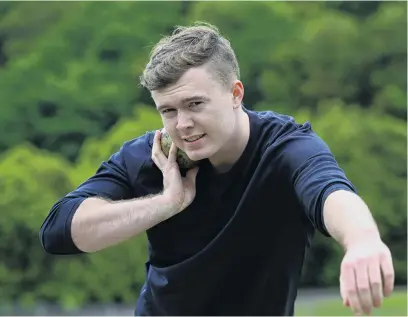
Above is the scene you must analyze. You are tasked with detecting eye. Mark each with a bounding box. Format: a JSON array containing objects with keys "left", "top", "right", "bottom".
[
  {"left": 161, "top": 108, "right": 175, "bottom": 114},
  {"left": 189, "top": 101, "right": 203, "bottom": 108}
]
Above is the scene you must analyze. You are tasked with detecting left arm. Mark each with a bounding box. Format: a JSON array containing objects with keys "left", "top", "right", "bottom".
[
  {"left": 323, "top": 189, "right": 380, "bottom": 250},
  {"left": 323, "top": 190, "right": 394, "bottom": 316},
  {"left": 274, "top": 123, "right": 394, "bottom": 316}
]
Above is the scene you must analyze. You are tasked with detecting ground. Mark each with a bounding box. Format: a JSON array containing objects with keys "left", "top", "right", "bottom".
[{"left": 295, "top": 289, "right": 407, "bottom": 316}]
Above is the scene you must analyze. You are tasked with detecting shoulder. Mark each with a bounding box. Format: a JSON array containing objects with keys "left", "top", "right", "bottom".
[
  {"left": 110, "top": 131, "right": 156, "bottom": 175},
  {"left": 248, "top": 108, "right": 319, "bottom": 149},
  {"left": 121, "top": 130, "right": 155, "bottom": 157},
  {"left": 248, "top": 109, "right": 333, "bottom": 168}
]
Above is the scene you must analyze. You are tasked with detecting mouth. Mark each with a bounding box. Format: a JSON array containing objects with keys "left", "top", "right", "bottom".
[{"left": 183, "top": 134, "right": 206, "bottom": 143}]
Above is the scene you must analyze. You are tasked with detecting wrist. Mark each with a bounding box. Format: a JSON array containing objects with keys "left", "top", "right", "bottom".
[
  {"left": 343, "top": 228, "right": 381, "bottom": 251},
  {"left": 156, "top": 193, "right": 181, "bottom": 218}
]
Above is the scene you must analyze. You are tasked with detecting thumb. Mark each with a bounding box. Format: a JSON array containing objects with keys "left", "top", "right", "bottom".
[{"left": 185, "top": 166, "right": 199, "bottom": 185}]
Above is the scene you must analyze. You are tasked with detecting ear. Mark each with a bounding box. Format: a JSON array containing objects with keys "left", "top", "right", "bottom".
[{"left": 231, "top": 80, "right": 244, "bottom": 108}]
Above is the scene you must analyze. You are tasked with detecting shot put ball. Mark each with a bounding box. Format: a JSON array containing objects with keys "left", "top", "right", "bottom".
[{"left": 160, "top": 130, "right": 197, "bottom": 169}]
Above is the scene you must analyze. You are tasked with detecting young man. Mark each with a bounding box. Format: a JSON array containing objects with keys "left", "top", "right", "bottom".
[{"left": 40, "top": 22, "right": 394, "bottom": 316}]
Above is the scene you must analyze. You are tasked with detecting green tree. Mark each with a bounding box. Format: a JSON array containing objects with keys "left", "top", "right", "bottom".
[
  {"left": 73, "top": 105, "right": 162, "bottom": 184},
  {"left": 0, "top": 143, "right": 74, "bottom": 306},
  {"left": 188, "top": 1, "right": 306, "bottom": 108},
  {"left": 0, "top": 1, "right": 183, "bottom": 160},
  {"left": 0, "top": 106, "right": 162, "bottom": 308}
]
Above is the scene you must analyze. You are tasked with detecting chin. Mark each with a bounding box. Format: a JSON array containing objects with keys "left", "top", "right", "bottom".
[
  {"left": 185, "top": 152, "right": 206, "bottom": 162},
  {"left": 185, "top": 148, "right": 214, "bottom": 161}
]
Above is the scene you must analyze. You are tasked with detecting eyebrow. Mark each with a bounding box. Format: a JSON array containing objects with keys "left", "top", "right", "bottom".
[{"left": 157, "top": 95, "right": 210, "bottom": 111}]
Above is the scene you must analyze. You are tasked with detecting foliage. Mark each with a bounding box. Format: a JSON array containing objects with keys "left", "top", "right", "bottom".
[{"left": 0, "top": 1, "right": 183, "bottom": 160}]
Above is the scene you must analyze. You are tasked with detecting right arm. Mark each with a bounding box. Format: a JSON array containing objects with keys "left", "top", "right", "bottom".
[
  {"left": 40, "top": 131, "right": 199, "bottom": 255},
  {"left": 70, "top": 194, "right": 179, "bottom": 253}
]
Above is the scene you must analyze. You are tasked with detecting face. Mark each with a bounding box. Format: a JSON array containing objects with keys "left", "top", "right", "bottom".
[{"left": 151, "top": 65, "right": 244, "bottom": 162}]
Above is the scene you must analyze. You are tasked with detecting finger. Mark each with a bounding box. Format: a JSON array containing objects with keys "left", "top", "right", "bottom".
[
  {"left": 355, "top": 261, "right": 373, "bottom": 315},
  {"left": 340, "top": 277, "right": 350, "bottom": 307},
  {"left": 167, "top": 141, "right": 179, "bottom": 165},
  {"left": 349, "top": 288, "right": 363, "bottom": 316},
  {"left": 341, "top": 262, "right": 363, "bottom": 315},
  {"left": 380, "top": 250, "right": 395, "bottom": 297},
  {"left": 151, "top": 130, "right": 167, "bottom": 169},
  {"left": 368, "top": 259, "right": 383, "bottom": 308}
]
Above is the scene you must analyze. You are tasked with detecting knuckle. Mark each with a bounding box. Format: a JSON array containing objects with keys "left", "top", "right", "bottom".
[
  {"left": 357, "top": 275, "right": 369, "bottom": 284},
  {"left": 358, "top": 286, "right": 370, "bottom": 293},
  {"left": 355, "top": 257, "right": 366, "bottom": 266},
  {"left": 344, "top": 257, "right": 369, "bottom": 269},
  {"left": 341, "top": 261, "right": 354, "bottom": 271},
  {"left": 380, "top": 248, "right": 391, "bottom": 260},
  {"left": 385, "top": 272, "right": 395, "bottom": 280}
]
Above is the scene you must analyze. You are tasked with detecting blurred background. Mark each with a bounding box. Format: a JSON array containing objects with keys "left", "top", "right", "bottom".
[{"left": 0, "top": 1, "right": 406, "bottom": 316}]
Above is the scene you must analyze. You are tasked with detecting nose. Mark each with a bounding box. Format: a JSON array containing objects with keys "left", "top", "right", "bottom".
[{"left": 176, "top": 111, "right": 194, "bottom": 131}]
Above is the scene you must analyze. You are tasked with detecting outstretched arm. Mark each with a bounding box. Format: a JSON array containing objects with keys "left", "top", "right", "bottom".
[
  {"left": 273, "top": 122, "right": 395, "bottom": 316},
  {"left": 323, "top": 190, "right": 394, "bottom": 316}
]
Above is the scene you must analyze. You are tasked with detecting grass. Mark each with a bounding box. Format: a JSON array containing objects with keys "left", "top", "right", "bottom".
[{"left": 295, "top": 291, "right": 407, "bottom": 316}]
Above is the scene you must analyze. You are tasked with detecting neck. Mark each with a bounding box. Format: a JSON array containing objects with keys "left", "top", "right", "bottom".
[{"left": 209, "top": 108, "right": 250, "bottom": 173}]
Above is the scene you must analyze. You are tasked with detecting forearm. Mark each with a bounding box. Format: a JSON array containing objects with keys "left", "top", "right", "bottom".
[
  {"left": 323, "top": 190, "right": 381, "bottom": 250},
  {"left": 71, "top": 194, "right": 177, "bottom": 253}
]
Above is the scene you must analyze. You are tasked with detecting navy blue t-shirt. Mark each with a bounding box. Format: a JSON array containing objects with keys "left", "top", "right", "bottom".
[{"left": 40, "top": 108, "right": 356, "bottom": 315}]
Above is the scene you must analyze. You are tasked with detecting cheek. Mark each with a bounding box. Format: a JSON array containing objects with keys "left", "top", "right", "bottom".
[
  {"left": 203, "top": 117, "right": 231, "bottom": 145},
  {"left": 162, "top": 116, "right": 175, "bottom": 129},
  {"left": 215, "top": 109, "right": 235, "bottom": 130},
  {"left": 162, "top": 120, "right": 179, "bottom": 140}
]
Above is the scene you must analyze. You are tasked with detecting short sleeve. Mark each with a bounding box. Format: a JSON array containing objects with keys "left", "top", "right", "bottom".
[{"left": 275, "top": 122, "right": 357, "bottom": 236}]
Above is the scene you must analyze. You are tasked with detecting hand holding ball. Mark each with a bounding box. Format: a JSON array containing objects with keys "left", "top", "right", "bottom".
[{"left": 160, "top": 130, "right": 197, "bottom": 170}]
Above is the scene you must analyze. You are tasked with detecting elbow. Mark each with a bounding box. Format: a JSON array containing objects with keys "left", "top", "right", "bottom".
[
  {"left": 39, "top": 199, "right": 84, "bottom": 255},
  {"left": 39, "top": 222, "right": 68, "bottom": 255},
  {"left": 39, "top": 224, "right": 59, "bottom": 254}
]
